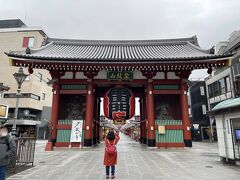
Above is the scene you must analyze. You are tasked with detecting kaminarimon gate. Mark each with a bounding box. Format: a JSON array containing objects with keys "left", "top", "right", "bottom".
[{"left": 7, "top": 36, "right": 231, "bottom": 150}]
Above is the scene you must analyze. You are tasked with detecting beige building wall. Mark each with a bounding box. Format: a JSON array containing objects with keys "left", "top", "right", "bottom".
[{"left": 0, "top": 29, "right": 52, "bottom": 113}]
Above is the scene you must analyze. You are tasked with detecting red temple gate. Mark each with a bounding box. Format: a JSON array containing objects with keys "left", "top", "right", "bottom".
[{"left": 6, "top": 36, "right": 231, "bottom": 150}]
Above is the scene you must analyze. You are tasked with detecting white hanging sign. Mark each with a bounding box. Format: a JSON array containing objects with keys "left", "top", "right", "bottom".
[{"left": 70, "top": 120, "right": 83, "bottom": 142}]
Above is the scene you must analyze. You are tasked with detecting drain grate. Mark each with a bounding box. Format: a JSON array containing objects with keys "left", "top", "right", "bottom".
[
  {"left": 38, "top": 161, "right": 46, "bottom": 164},
  {"left": 205, "top": 166, "right": 213, "bottom": 168}
]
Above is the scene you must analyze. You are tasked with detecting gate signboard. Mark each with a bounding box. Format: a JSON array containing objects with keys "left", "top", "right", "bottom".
[
  {"left": 107, "top": 71, "right": 133, "bottom": 81},
  {"left": 70, "top": 120, "right": 83, "bottom": 142},
  {"left": 104, "top": 87, "right": 135, "bottom": 120}
]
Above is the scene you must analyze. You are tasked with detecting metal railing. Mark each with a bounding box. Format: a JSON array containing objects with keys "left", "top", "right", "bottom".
[{"left": 9, "top": 137, "right": 36, "bottom": 172}]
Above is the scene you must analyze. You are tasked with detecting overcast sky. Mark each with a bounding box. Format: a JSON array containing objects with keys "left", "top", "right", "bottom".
[{"left": 0, "top": 0, "right": 240, "bottom": 79}]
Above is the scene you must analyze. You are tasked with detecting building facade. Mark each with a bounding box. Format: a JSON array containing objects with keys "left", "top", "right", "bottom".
[
  {"left": 189, "top": 81, "right": 210, "bottom": 141},
  {"left": 6, "top": 36, "right": 231, "bottom": 150},
  {"left": 0, "top": 19, "right": 52, "bottom": 138},
  {"left": 209, "top": 30, "right": 240, "bottom": 165}
]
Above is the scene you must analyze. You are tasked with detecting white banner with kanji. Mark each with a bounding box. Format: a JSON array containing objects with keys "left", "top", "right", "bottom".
[{"left": 70, "top": 120, "right": 83, "bottom": 142}]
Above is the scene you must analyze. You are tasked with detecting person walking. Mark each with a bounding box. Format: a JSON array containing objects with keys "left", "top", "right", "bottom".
[
  {"left": 103, "top": 129, "right": 120, "bottom": 179},
  {"left": 0, "top": 122, "right": 16, "bottom": 180}
]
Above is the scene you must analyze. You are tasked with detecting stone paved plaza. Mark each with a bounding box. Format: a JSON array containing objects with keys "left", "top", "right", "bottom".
[{"left": 7, "top": 133, "right": 240, "bottom": 180}]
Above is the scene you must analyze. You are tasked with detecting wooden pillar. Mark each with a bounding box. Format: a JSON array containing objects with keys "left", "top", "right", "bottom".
[
  {"left": 139, "top": 98, "right": 143, "bottom": 143},
  {"left": 146, "top": 79, "right": 156, "bottom": 147},
  {"left": 45, "top": 82, "right": 59, "bottom": 151},
  {"left": 142, "top": 71, "right": 156, "bottom": 147},
  {"left": 93, "top": 96, "right": 100, "bottom": 145},
  {"left": 83, "top": 71, "right": 98, "bottom": 147},
  {"left": 140, "top": 98, "right": 146, "bottom": 144},
  {"left": 180, "top": 79, "right": 192, "bottom": 147},
  {"left": 142, "top": 97, "right": 147, "bottom": 144},
  {"left": 84, "top": 79, "right": 94, "bottom": 146},
  {"left": 97, "top": 98, "right": 101, "bottom": 143}
]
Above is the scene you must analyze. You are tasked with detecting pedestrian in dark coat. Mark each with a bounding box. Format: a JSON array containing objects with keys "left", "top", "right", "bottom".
[
  {"left": 103, "top": 129, "right": 120, "bottom": 179},
  {"left": 0, "top": 123, "right": 16, "bottom": 180}
]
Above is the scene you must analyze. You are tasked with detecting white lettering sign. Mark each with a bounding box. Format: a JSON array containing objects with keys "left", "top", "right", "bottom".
[
  {"left": 70, "top": 120, "right": 83, "bottom": 142},
  {"left": 200, "top": 86, "right": 205, "bottom": 96},
  {"left": 202, "top": 104, "right": 207, "bottom": 115}
]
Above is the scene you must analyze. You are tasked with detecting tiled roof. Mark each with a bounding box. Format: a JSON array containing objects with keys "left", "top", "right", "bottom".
[{"left": 7, "top": 36, "right": 231, "bottom": 63}]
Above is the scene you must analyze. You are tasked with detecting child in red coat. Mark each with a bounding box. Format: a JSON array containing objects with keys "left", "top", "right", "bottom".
[{"left": 103, "top": 130, "right": 120, "bottom": 179}]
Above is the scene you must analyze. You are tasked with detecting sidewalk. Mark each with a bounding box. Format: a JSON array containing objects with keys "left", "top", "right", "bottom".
[{"left": 7, "top": 133, "right": 240, "bottom": 180}]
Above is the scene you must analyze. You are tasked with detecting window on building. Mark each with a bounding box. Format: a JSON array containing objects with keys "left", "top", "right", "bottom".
[
  {"left": 233, "top": 62, "right": 240, "bottom": 76},
  {"left": 25, "top": 75, "right": 30, "bottom": 81},
  {"left": 208, "top": 84, "right": 213, "bottom": 98},
  {"left": 42, "top": 93, "right": 45, "bottom": 100},
  {"left": 213, "top": 81, "right": 220, "bottom": 97},
  {"left": 200, "top": 86, "right": 205, "bottom": 96},
  {"left": 208, "top": 77, "right": 230, "bottom": 98},
  {"left": 22, "top": 37, "right": 35, "bottom": 48},
  {"left": 4, "top": 93, "right": 40, "bottom": 101},
  {"left": 219, "top": 78, "right": 226, "bottom": 94},
  {"left": 235, "top": 78, "right": 240, "bottom": 97},
  {"left": 21, "top": 93, "right": 31, "bottom": 98},
  {"left": 225, "top": 76, "right": 231, "bottom": 92},
  {"left": 30, "top": 94, "right": 40, "bottom": 101},
  {"left": 3, "top": 93, "right": 16, "bottom": 98},
  {"left": 38, "top": 73, "right": 42, "bottom": 82}
]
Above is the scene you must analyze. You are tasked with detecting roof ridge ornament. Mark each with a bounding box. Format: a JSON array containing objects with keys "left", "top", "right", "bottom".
[
  {"left": 209, "top": 46, "right": 215, "bottom": 54},
  {"left": 192, "top": 35, "right": 199, "bottom": 46},
  {"left": 26, "top": 47, "right": 31, "bottom": 54}
]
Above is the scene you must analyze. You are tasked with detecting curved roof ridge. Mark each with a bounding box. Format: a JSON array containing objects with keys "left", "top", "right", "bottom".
[
  {"left": 46, "top": 36, "right": 198, "bottom": 46},
  {"left": 29, "top": 41, "right": 54, "bottom": 53},
  {"left": 6, "top": 41, "right": 54, "bottom": 55},
  {"left": 186, "top": 41, "right": 211, "bottom": 54}
]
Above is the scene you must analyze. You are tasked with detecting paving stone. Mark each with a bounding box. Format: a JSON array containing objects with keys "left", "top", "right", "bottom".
[{"left": 7, "top": 133, "right": 240, "bottom": 180}]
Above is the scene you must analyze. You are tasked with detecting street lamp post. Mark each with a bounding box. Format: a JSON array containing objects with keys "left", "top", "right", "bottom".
[{"left": 12, "top": 67, "right": 28, "bottom": 137}]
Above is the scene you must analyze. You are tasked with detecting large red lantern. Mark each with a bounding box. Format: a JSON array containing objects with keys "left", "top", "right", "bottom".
[{"left": 104, "top": 87, "right": 135, "bottom": 120}]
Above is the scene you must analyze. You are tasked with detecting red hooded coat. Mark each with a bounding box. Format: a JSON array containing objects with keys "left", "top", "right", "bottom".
[{"left": 103, "top": 133, "right": 120, "bottom": 166}]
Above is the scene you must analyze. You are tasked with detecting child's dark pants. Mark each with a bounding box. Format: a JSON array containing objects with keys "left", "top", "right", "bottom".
[{"left": 106, "top": 166, "right": 115, "bottom": 176}]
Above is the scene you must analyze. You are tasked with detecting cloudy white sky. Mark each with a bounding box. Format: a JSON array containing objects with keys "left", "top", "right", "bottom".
[{"left": 0, "top": 0, "right": 240, "bottom": 79}]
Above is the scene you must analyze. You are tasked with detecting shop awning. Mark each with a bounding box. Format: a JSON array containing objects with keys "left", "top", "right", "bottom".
[{"left": 211, "top": 97, "right": 240, "bottom": 113}]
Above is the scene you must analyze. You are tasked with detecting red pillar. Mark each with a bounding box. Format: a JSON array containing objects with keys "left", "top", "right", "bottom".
[
  {"left": 140, "top": 98, "right": 143, "bottom": 143},
  {"left": 146, "top": 80, "right": 156, "bottom": 147},
  {"left": 140, "top": 98, "right": 146, "bottom": 144},
  {"left": 97, "top": 98, "right": 101, "bottom": 143},
  {"left": 93, "top": 96, "right": 98, "bottom": 145},
  {"left": 180, "top": 80, "right": 192, "bottom": 147},
  {"left": 143, "top": 96, "right": 147, "bottom": 144},
  {"left": 45, "top": 82, "right": 59, "bottom": 151},
  {"left": 84, "top": 79, "right": 94, "bottom": 146}
]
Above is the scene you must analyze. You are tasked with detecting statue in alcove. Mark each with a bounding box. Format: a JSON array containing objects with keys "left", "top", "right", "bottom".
[
  {"left": 66, "top": 99, "right": 85, "bottom": 120},
  {"left": 155, "top": 103, "right": 174, "bottom": 120}
]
